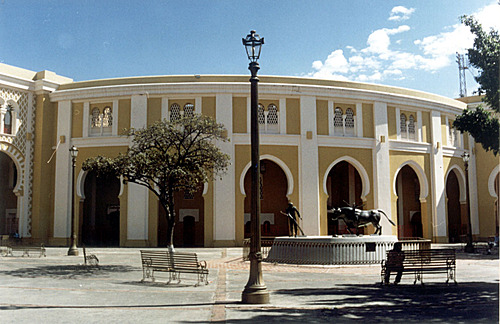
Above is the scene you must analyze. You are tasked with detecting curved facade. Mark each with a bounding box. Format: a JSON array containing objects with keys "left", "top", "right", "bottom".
[{"left": 0, "top": 63, "right": 498, "bottom": 246}]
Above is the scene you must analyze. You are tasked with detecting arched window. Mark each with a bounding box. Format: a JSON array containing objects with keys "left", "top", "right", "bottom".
[
  {"left": 345, "top": 108, "right": 355, "bottom": 136},
  {"left": 334, "top": 107, "right": 343, "bottom": 136},
  {"left": 3, "top": 105, "right": 13, "bottom": 134},
  {"left": 184, "top": 103, "right": 194, "bottom": 118},
  {"left": 102, "top": 106, "right": 112, "bottom": 128},
  {"left": 400, "top": 113, "right": 407, "bottom": 139},
  {"left": 170, "top": 103, "right": 181, "bottom": 121},
  {"left": 408, "top": 114, "right": 416, "bottom": 140}
]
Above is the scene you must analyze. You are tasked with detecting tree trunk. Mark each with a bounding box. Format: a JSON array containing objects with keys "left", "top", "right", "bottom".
[{"left": 166, "top": 215, "right": 175, "bottom": 252}]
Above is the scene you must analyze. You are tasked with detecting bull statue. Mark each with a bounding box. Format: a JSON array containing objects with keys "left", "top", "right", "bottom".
[{"left": 329, "top": 206, "right": 395, "bottom": 235}]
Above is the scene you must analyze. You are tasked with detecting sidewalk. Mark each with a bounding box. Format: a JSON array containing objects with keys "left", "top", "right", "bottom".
[{"left": 0, "top": 246, "right": 498, "bottom": 323}]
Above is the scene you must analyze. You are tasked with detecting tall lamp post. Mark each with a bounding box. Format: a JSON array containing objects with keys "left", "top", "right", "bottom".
[
  {"left": 462, "top": 152, "right": 474, "bottom": 253},
  {"left": 67, "top": 145, "right": 79, "bottom": 256},
  {"left": 241, "top": 30, "right": 269, "bottom": 304}
]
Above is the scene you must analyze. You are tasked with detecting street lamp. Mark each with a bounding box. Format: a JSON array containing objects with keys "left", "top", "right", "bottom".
[
  {"left": 67, "top": 145, "right": 79, "bottom": 256},
  {"left": 462, "top": 152, "right": 474, "bottom": 253},
  {"left": 241, "top": 30, "right": 269, "bottom": 304}
]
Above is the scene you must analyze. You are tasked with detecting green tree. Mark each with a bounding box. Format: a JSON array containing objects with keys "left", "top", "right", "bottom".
[
  {"left": 82, "top": 114, "right": 230, "bottom": 250},
  {"left": 453, "top": 15, "right": 499, "bottom": 155}
]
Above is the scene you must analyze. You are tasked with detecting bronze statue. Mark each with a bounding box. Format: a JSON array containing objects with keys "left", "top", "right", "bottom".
[
  {"left": 280, "top": 202, "right": 304, "bottom": 237},
  {"left": 329, "top": 206, "right": 395, "bottom": 235}
]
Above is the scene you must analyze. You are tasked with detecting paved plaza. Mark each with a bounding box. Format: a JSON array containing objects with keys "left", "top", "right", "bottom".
[{"left": 0, "top": 245, "right": 498, "bottom": 323}]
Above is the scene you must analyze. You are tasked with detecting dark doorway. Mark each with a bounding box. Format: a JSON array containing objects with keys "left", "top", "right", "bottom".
[
  {"left": 395, "top": 165, "right": 422, "bottom": 238},
  {"left": 446, "top": 170, "right": 462, "bottom": 243},
  {"left": 82, "top": 171, "right": 120, "bottom": 246}
]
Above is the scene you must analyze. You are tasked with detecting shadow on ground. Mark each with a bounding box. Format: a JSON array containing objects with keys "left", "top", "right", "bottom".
[
  {"left": 185, "top": 282, "right": 499, "bottom": 324},
  {"left": 2, "top": 264, "right": 136, "bottom": 279}
]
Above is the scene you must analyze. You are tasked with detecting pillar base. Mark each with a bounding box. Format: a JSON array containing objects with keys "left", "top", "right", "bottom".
[{"left": 241, "top": 285, "right": 270, "bottom": 304}]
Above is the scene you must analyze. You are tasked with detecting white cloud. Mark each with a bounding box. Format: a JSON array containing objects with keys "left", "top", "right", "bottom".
[
  {"left": 388, "top": 6, "right": 415, "bottom": 21},
  {"left": 309, "top": 2, "right": 499, "bottom": 84}
]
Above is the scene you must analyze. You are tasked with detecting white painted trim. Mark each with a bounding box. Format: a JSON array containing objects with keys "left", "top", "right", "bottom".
[
  {"left": 356, "top": 102, "right": 363, "bottom": 138},
  {"left": 232, "top": 133, "right": 300, "bottom": 146},
  {"left": 322, "top": 156, "right": 371, "bottom": 202},
  {"left": 195, "top": 97, "right": 202, "bottom": 115},
  {"left": 488, "top": 165, "right": 500, "bottom": 198},
  {"left": 112, "top": 100, "right": 118, "bottom": 135},
  {"left": 279, "top": 98, "right": 286, "bottom": 134},
  {"left": 395, "top": 107, "right": 401, "bottom": 140},
  {"left": 72, "top": 137, "right": 129, "bottom": 147},
  {"left": 161, "top": 97, "right": 168, "bottom": 120},
  {"left": 328, "top": 100, "right": 334, "bottom": 136},
  {"left": 82, "top": 102, "right": 90, "bottom": 137},
  {"left": 389, "top": 140, "right": 432, "bottom": 154},
  {"left": 417, "top": 111, "right": 422, "bottom": 142},
  {"left": 179, "top": 209, "right": 200, "bottom": 222},
  {"left": 239, "top": 154, "right": 294, "bottom": 197}
]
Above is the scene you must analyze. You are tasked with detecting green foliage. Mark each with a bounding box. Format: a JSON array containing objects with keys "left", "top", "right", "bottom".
[
  {"left": 82, "top": 114, "right": 231, "bottom": 247},
  {"left": 453, "top": 15, "right": 499, "bottom": 156},
  {"left": 453, "top": 106, "right": 499, "bottom": 156},
  {"left": 461, "top": 15, "right": 500, "bottom": 112}
]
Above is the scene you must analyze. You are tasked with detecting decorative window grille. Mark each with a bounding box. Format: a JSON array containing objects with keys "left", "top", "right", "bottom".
[
  {"left": 266, "top": 104, "right": 279, "bottom": 133},
  {"left": 408, "top": 114, "right": 416, "bottom": 140},
  {"left": 3, "top": 105, "right": 12, "bottom": 134},
  {"left": 259, "top": 174, "right": 264, "bottom": 200},
  {"left": 334, "top": 107, "right": 343, "bottom": 136},
  {"left": 91, "top": 108, "right": 101, "bottom": 128},
  {"left": 184, "top": 103, "right": 194, "bottom": 118},
  {"left": 345, "top": 108, "right": 355, "bottom": 136},
  {"left": 102, "top": 107, "right": 112, "bottom": 128},
  {"left": 400, "top": 113, "right": 407, "bottom": 139},
  {"left": 170, "top": 103, "right": 181, "bottom": 121},
  {"left": 258, "top": 104, "right": 265, "bottom": 125}
]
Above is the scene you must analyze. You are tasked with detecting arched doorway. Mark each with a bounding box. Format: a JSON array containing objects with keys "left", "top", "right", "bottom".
[
  {"left": 446, "top": 170, "right": 462, "bottom": 243},
  {"left": 395, "top": 165, "right": 422, "bottom": 238},
  {"left": 0, "top": 152, "right": 18, "bottom": 236},
  {"left": 325, "top": 161, "right": 363, "bottom": 235},
  {"left": 158, "top": 186, "right": 205, "bottom": 247},
  {"left": 82, "top": 171, "right": 120, "bottom": 246},
  {"left": 244, "top": 159, "right": 288, "bottom": 237}
]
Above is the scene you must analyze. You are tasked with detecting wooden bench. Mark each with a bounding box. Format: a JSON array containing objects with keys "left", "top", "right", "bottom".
[
  {"left": 7, "top": 244, "right": 46, "bottom": 258},
  {"left": 140, "top": 250, "right": 209, "bottom": 286},
  {"left": 381, "top": 249, "right": 457, "bottom": 285}
]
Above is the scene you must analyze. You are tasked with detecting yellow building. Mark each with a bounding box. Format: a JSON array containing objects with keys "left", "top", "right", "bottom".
[{"left": 0, "top": 63, "right": 498, "bottom": 247}]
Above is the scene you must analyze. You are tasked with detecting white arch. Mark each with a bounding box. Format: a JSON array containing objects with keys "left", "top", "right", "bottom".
[
  {"left": 0, "top": 144, "right": 24, "bottom": 194},
  {"left": 445, "top": 165, "right": 467, "bottom": 202},
  {"left": 392, "top": 160, "right": 429, "bottom": 200},
  {"left": 322, "top": 156, "right": 370, "bottom": 202},
  {"left": 488, "top": 164, "right": 500, "bottom": 198},
  {"left": 239, "top": 154, "right": 294, "bottom": 196}
]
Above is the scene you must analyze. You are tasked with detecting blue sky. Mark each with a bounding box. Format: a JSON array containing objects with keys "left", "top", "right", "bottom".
[{"left": 0, "top": 0, "right": 498, "bottom": 98}]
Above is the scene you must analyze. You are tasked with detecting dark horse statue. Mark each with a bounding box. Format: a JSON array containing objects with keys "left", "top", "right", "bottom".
[{"left": 329, "top": 206, "right": 395, "bottom": 235}]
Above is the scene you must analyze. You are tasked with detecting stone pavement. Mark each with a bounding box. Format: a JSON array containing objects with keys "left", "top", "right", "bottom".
[{"left": 0, "top": 245, "right": 498, "bottom": 323}]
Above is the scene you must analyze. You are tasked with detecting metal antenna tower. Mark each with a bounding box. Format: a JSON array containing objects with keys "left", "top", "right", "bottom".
[{"left": 456, "top": 52, "right": 468, "bottom": 97}]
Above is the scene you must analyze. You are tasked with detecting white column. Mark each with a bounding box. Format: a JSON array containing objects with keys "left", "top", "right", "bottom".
[
  {"left": 356, "top": 103, "right": 363, "bottom": 138},
  {"left": 468, "top": 135, "right": 479, "bottom": 235},
  {"left": 299, "top": 96, "right": 320, "bottom": 235},
  {"left": 195, "top": 97, "right": 202, "bottom": 115},
  {"left": 112, "top": 100, "right": 118, "bottom": 135},
  {"left": 328, "top": 101, "right": 334, "bottom": 136},
  {"left": 372, "top": 101, "right": 393, "bottom": 234},
  {"left": 430, "top": 110, "right": 447, "bottom": 238},
  {"left": 161, "top": 97, "right": 169, "bottom": 120},
  {"left": 82, "top": 102, "right": 89, "bottom": 137},
  {"left": 214, "top": 93, "right": 235, "bottom": 242},
  {"left": 395, "top": 107, "right": 401, "bottom": 140},
  {"left": 417, "top": 111, "right": 423, "bottom": 142},
  {"left": 53, "top": 100, "right": 72, "bottom": 238},
  {"left": 279, "top": 98, "right": 286, "bottom": 134},
  {"left": 127, "top": 94, "right": 149, "bottom": 241}
]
